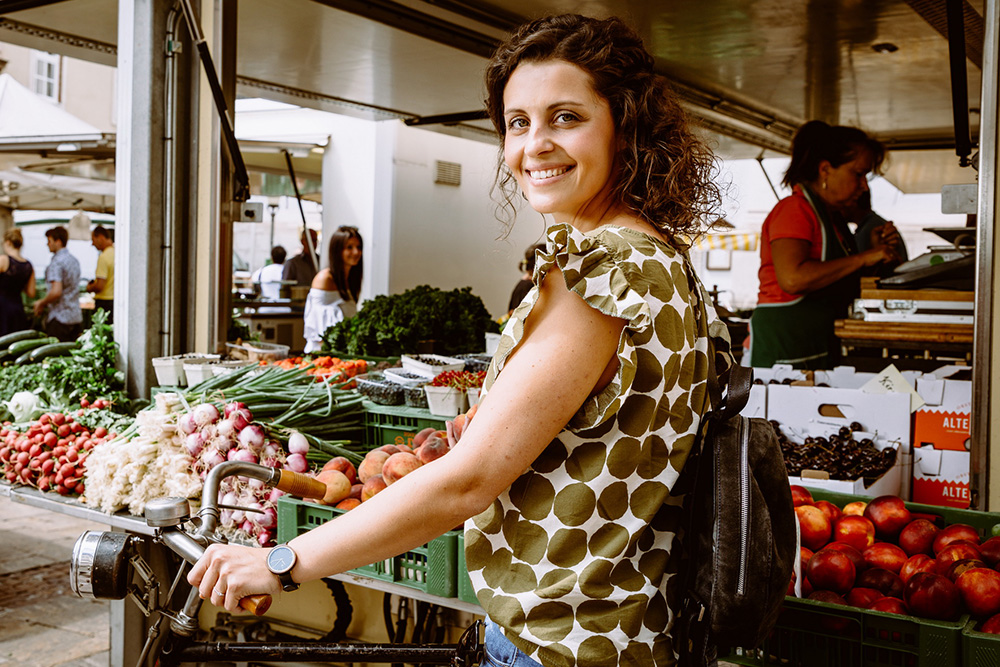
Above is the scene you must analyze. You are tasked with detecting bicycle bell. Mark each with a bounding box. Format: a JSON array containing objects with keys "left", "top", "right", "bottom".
[
  {"left": 144, "top": 497, "right": 191, "bottom": 527},
  {"left": 70, "top": 530, "right": 134, "bottom": 600}
]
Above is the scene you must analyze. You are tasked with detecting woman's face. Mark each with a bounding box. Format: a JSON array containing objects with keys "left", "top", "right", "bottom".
[
  {"left": 819, "top": 151, "right": 874, "bottom": 210},
  {"left": 502, "top": 59, "right": 619, "bottom": 229},
  {"left": 342, "top": 237, "right": 362, "bottom": 269}
]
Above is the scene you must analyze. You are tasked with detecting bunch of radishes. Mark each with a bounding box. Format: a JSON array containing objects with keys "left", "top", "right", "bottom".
[
  {"left": 0, "top": 411, "right": 114, "bottom": 495},
  {"left": 177, "top": 401, "right": 311, "bottom": 547}
]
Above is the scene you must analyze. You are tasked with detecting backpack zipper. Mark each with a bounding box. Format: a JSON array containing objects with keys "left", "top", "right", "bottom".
[{"left": 737, "top": 416, "right": 750, "bottom": 596}]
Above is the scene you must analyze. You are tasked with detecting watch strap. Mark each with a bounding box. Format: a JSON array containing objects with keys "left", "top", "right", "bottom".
[{"left": 277, "top": 570, "right": 299, "bottom": 592}]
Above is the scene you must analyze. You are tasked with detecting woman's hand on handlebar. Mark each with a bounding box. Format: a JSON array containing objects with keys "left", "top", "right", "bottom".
[{"left": 188, "top": 543, "right": 281, "bottom": 613}]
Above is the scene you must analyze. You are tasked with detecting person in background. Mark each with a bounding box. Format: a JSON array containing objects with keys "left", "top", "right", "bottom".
[
  {"left": 191, "top": 14, "right": 729, "bottom": 667},
  {"left": 749, "top": 120, "right": 901, "bottom": 370},
  {"left": 0, "top": 228, "right": 37, "bottom": 337},
  {"left": 86, "top": 226, "right": 115, "bottom": 323},
  {"left": 507, "top": 242, "right": 545, "bottom": 316},
  {"left": 281, "top": 228, "right": 320, "bottom": 288},
  {"left": 33, "top": 226, "right": 82, "bottom": 342},
  {"left": 252, "top": 245, "right": 287, "bottom": 300},
  {"left": 850, "top": 190, "right": 908, "bottom": 278},
  {"left": 302, "top": 226, "right": 362, "bottom": 353}
]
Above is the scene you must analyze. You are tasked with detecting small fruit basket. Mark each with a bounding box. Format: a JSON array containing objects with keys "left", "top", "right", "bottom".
[
  {"left": 356, "top": 372, "right": 405, "bottom": 406},
  {"left": 400, "top": 354, "right": 465, "bottom": 377}
]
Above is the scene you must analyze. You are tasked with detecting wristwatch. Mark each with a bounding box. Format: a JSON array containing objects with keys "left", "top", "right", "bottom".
[{"left": 266, "top": 544, "right": 300, "bottom": 592}]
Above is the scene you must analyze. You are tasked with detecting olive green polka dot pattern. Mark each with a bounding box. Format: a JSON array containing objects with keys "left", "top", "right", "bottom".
[{"left": 466, "top": 224, "right": 730, "bottom": 667}]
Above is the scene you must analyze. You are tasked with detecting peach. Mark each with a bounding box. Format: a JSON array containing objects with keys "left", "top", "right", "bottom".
[
  {"left": 382, "top": 452, "right": 422, "bottom": 484},
  {"left": 321, "top": 456, "right": 358, "bottom": 485},
  {"left": 335, "top": 497, "right": 362, "bottom": 511},
  {"left": 395, "top": 444, "right": 413, "bottom": 454},
  {"left": 358, "top": 450, "right": 391, "bottom": 482},
  {"left": 348, "top": 483, "right": 363, "bottom": 499},
  {"left": 412, "top": 427, "right": 438, "bottom": 448},
  {"left": 377, "top": 444, "right": 402, "bottom": 455},
  {"left": 416, "top": 436, "right": 449, "bottom": 464},
  {"left": 316, "top": 469, "right": 352, "bottom": 505},
  {"left": 361, "top": 474, "right": 387, "bottom": 501}
]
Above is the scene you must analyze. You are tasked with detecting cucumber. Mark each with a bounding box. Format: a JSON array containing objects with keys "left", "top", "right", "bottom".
[
  {"left": 7, "top": 336, "right": 58, "bottom": 356},
  {"left": 0, "top": 329, "right": 44, "bottom": 350},
  {"left": 28, "top": 341, "right": 80, "bottom": 362}
]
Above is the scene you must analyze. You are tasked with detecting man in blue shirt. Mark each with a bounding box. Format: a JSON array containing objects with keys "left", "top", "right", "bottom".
[{"left": 32, "top": 226, "right": 83, "bottom": 342}]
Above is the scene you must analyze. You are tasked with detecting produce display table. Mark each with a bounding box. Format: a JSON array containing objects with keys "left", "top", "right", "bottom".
[{"left": 1, "top": 480, "right": 482, "bottom": 666}]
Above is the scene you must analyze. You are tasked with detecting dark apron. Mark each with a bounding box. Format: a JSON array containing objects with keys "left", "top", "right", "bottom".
[{"left": 749, "top": 186, "right": 859, "bottom": 370}]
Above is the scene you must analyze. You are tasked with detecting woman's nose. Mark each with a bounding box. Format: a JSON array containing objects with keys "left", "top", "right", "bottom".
[{"left": 525, "top": 125, "right": 554, "bottom": 155}]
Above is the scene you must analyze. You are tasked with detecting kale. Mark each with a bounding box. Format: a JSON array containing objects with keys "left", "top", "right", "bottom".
[{"left": 322, "top": 285, "right": 500, "bottom": 357}]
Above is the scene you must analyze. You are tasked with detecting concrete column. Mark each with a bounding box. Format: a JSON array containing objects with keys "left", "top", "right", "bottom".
[{"left": 114, "top": 0, "right": 168, "bottom": 399}]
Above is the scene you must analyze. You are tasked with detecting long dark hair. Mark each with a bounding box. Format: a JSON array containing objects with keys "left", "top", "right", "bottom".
[
  {"left": 782, "top": 120, "right": 886, "bottom": 188},
  {"left": 484, "top": 14, "right": 721, "bottom": 239},
  {"left": 328, "top": 226, "right": 363, "bottom": 302}
]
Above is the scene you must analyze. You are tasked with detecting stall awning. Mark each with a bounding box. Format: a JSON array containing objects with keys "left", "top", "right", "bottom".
[{"left": 692, "top": 232, "right": 760, "bottom": 252}]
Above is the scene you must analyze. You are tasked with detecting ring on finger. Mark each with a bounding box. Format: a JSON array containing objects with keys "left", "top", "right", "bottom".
[{"left": 214, "top": 587, "right": 225, "bottom": 597}]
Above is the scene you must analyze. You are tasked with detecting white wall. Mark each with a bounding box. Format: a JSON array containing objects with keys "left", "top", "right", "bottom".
[{"left": 385, "top": 122, "right": 545, "bottom": 319}]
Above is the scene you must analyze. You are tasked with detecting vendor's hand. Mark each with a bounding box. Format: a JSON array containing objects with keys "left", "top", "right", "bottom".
[
  {"left": 871, "top": 222, "right": 902, "bottom": 250},
  {"left": 860, "top": 246, "right": 901, "bottom": 268},
  {"left": 188, "top": 543, "right": 280, "bottom": 613},
  {"left": 32, "top": 301, "right": 45, "bottom": 317}
]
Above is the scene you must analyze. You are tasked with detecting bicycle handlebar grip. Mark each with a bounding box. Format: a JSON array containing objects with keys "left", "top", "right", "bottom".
[
  {"left": 275, "top": 469, "right": 328, "bottom": 500},
  {"left": 240, "top": 593, "right": 272, "bottom": 616}
]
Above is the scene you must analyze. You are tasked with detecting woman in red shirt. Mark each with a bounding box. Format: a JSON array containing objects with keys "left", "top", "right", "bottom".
[{"left": 749, "top": 121, "right": 901, "bottom": 369}]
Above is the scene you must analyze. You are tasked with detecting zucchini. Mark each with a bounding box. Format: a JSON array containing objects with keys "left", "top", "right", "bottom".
[
  {"left": 7, "top": 336, "right": 58, "bottom": 356},
  {"left": 28, "top": 341, "right": 80, "bottom": 362},
  {"left": 0, "top": 329, "right": 45, "bottom": 350}
]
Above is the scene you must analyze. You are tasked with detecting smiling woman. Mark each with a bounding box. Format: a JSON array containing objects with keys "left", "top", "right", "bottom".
[{"left": 188, "top": 14, "right": 731, "bottom": 667}]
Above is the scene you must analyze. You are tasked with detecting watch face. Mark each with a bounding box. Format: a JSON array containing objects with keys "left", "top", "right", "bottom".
[{"left": 267, "top": 545, "right": 295, "bottom": 573}]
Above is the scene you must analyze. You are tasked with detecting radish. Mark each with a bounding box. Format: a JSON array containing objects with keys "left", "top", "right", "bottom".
[
  {"left": 257, "top": 530, "right": 274, "bottom": 547},
  {"left": 258, "top": 507, "right": 277, "bottom": 530},
  {"left": 185, "top": 433, "right": 205, "bottom": 457},
  {"left": 268, "top": 488, "right": 285, "bottom": 503},
  {"left": 193, "top": 403, "right": 220, "bottom": 427},
  {"left": 285, "top": 452, "right": 308, "bottom": 473},
  {"left": 224, "top": 402, "right": 248, "bottom": 419},
  {"left": 227, "top": 448, "right": 258, "bottom": 464},
  {"left": 287, "top": 431, "right": 309, "bottom": 455},
  {"left": 216, "top": 418, "right": 236, "bottom": 439},
  {"left": 178, "top": 412, "right": 197, "bottom": 435},
  {"left": 238, "top": 425, "right": 266, "bottom": 453}
]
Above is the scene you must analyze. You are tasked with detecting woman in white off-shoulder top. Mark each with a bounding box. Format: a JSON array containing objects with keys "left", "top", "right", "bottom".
[{"left": 303, "top": 226, "right": 362, "bottom": 353}]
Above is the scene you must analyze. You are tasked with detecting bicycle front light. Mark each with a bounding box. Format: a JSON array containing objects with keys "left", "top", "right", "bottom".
[{"left": 70, "top": 530, "right": 135, "bottom": 600}]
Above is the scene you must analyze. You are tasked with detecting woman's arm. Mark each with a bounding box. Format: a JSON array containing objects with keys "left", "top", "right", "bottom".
[
  {"left": 0, "top": 256, "right": 7, "bottom": 273},
  {"left": 25, "top": 270, "right": 36, "bottom": 299},
  {"left": 189, "top": 265, "right": 627, "bottom": 610},
  {"left": 771, "top": 238, "right": 898, "bottom": 295},
  {"left": 311, "top": 268, "right": 335, "bottom": 291}
]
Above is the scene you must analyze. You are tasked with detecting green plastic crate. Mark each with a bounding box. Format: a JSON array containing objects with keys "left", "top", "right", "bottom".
[
  {"left": 963, "top": 619, "right": 1000, "bottom": 667},
  {"left": 456, "top": 532, "right": 480, "bottom": 606},
  {"left": 363, "top": 400, "right": 446, "bottom": 450},
  {"left": 276, "top": 495, "right": 458, "bottom": 597},
  {"left": 726, "top": 597, "right": 967, "bottom": 667}
]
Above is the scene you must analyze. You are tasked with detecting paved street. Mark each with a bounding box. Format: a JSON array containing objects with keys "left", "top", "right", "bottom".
[{"left": 0, "top": 493, "right": 110, "bottom": 667}]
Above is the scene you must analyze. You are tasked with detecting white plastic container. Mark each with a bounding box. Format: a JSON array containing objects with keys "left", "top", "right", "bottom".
[
  {"left": 152, "top": 356, "right": 184, "bottom": 387},
  {"left": 183, "top": 362, "right": 216, "bottom": 387},
  {"left": 210, "top": 360, "right": 255, "bottom": 377},
  {"left": 383, "top": 368, "right": 430, "bottom": 387},
  {"left": 401, "top": 354, "right": 465, "bottom": 378},
  {"left": 485, "top": 333, "right": 501, "bottom": 356},
  {"left": 424, "top": 385, "right": 467, "bottom": 417},
  {"left": 467, "top": 387, "right": 481, "bottom": 407}
]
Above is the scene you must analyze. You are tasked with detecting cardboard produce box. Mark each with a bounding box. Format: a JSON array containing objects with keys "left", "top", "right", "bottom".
[
  {"left": 913, "top": 371, "right": 971, "bottom": 508},
  {"left": 767, "top": 384, "right": 912, "bottom": 498}
]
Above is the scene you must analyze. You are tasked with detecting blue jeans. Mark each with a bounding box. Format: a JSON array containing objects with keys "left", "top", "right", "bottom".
[{"left": 483, "top": 620, "right": 545, "bottom": 667}]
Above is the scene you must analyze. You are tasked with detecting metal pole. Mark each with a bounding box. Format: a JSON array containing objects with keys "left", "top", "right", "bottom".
[{"left": 972, "top": 0, "right": 999, "bottom": 510}]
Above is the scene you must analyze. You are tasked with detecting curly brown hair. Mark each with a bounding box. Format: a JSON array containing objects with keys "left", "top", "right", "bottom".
[{"left": 485, "top": 14, "right": 721, "bottom": 239}]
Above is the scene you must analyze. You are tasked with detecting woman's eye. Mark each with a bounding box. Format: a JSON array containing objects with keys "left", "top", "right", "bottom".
[
  {"left": 507, "top": 117, "right": 528, "bottom": 130},
  {"left": 555, "top": 112, "right": 579, "bottom": 123}
]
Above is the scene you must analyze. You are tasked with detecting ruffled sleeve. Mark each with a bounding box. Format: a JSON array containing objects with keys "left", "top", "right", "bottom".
[{"left": 485, "top": 223, "right": 653, "bottom": 432}]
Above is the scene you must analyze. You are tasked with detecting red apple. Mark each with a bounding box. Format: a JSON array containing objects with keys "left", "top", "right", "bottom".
[
  {"left": 933, "top": 524, "right": 981, "bottom": 555},
  {"left": 869, "top": 597, "right": 908, "bottom": 615},
  {"left": 904, "top": 572, "right": 962, "bottom": 621},
  {"left": 899, "top": 554, "right": 938, "bottom": 584},
  {"left": 898, "top": 519, "right": 941, "bottom": 557},
  {"left": 864, "top": 495, "right": 912, "bottom": 542},
  {"left": 814, "top": 500, "right": 842, "bottom": 525},
  {"left": 796, "top": 505, "right": 832, "bottom": 551},
  {"left": 787, "top": 571, "right": 797, "bottom": 596},
  {"left": 807, "top": 590, "right": 852, "bottom": 632},
  {"left": 978, "top": 537, "right": 1000, "bottom": 567},
  {"left": 982, "top": 613, "right": 1000, "bottom": 634},
  {"left": 842, "top": 501, "right": 868, "bottom": 517},
  {"left": 823, "top": 542, "right": 866, "bottom": 573},
  {"left": 956, "top": 568, "right": 1000, "bottom": 618},
  {"left": 807, "top": 589, "right": 848, "bottom": 606},
  {"left": 945, "top": 558, "right": 987, "bottom": 582},
  {"left": 799, "top": 547, "right": 815, "bottom": 596},
  {"left": 857, "top": 567, "right": 904, "bottom": 599},
  {"left": 937, "top": 541, "right": 983, "bottom": 573},
  {"left": 846, "top": 587, "right": 883, "bottom": 608},
  {"left": 806, "top": 549, "right": 856, "bottom": 594},
  {"left": 863, "top": 543, "right": 908, "bottom": 574},
  {"left": 833, "top": 515, "right": 876, "bottom": 552},
  {"left": 790, "top": 485, "right": 814, "bottom": 507}
]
